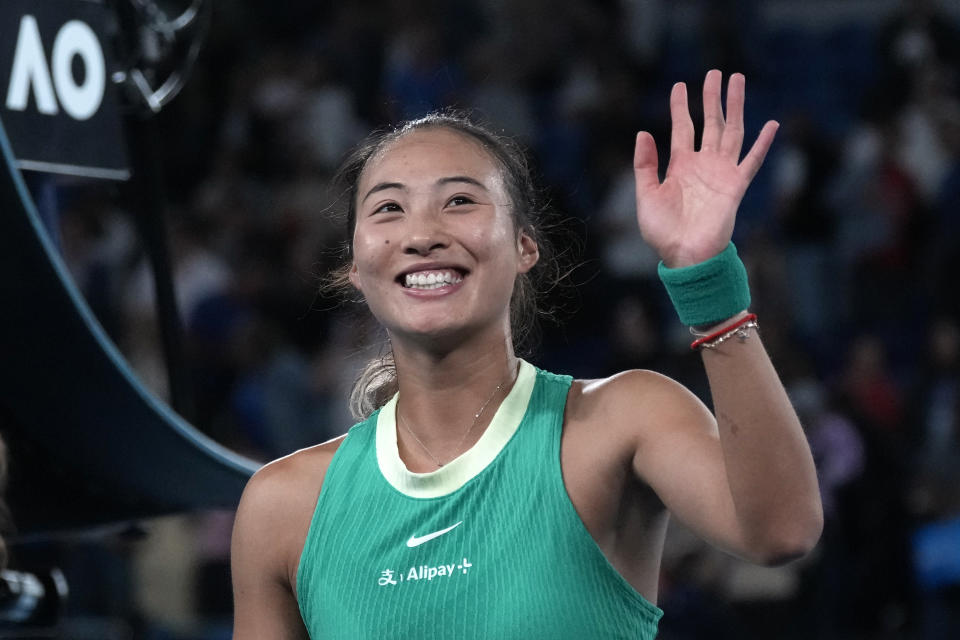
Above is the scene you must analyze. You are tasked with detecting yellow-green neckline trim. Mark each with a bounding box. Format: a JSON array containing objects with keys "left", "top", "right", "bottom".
[{"left": 376, "top": 359, "right": 536, "bottom": 498}]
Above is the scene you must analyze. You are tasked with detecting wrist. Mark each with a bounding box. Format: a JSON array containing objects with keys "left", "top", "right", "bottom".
[
  {"left": 691, "top": 310, "right": 750, "bottom": 335},
  {"left": 661, "top": 242, "right": 731, "bottom": 270},
  {"left": 657, "top": 242, "right": 751, "bottom": 326},
  {"left": 689, "top": 312, "right": 758, "bottom": 350}
]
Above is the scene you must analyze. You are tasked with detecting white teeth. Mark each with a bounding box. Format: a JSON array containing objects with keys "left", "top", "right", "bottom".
[{"left": 404, "top": 269, "right": 463, "bottom": 289}]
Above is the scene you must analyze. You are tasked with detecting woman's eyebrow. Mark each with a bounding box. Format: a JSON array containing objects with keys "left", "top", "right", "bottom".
[
  {"left": 437, "top": 176, "right": 488, "bottom": 191},
  {"left": 362, "top": 182, "right": 405, "bottom": 203}
]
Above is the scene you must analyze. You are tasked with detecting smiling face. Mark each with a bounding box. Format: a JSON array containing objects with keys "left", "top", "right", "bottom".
[{"left": 348, "top": 127, "right": 539, "bottom": 350}]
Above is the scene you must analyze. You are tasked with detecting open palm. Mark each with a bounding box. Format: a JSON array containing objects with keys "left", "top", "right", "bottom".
[{"left": 634, "top": 70, "right": 778, "bottom": 268}]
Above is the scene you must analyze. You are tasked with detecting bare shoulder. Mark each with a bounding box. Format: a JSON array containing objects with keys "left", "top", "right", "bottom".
[
  {"left": 570, "top": 368, "right": 692, "bottom": 407},
  {"left": 246, "top": 436, "right": 346, "bottom": 502},
  {"left": 233, "top": 436, "right": 347, "bottom": 588},
  {"left": 566, "top": 369, "right": 715, "bottom": 445}
]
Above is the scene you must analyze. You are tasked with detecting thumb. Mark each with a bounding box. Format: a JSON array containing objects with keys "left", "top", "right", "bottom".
[{"left": 633, "top": 131, "right": 661, "bottom": 196}]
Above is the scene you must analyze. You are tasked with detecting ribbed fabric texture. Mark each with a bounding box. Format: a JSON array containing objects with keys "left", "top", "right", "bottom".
[{"left": 296, "top": 366, "right": 663, "bottom": 639}]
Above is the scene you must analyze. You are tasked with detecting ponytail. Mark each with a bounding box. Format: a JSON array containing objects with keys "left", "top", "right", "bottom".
[{"left": 349, "top": 351, "right": 398, "bottom": 421}]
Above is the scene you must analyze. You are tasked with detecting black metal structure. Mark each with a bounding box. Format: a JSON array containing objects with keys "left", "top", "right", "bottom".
[{"left": 0, "top": 113, "right": 257, "bottom": 537}]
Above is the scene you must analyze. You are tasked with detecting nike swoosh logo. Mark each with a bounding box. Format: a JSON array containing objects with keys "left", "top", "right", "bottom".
[{"left": 406, "top": 521, "right": 463, "bottom": 548}]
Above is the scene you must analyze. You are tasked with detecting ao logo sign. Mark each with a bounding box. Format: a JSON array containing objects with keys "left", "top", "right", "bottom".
[{"left": 5, "top": 15, "right": 105, "bottom": 121}]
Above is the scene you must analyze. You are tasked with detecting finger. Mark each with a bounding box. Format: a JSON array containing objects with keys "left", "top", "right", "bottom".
[
  {"left": 701, "top": 69, "right": 724, "bottom": 152},
  {"left": 739, "top": 120, "right": 779, "bottom": 181},
  {"left": 670, "top": 82, "right": 695, "bottom": 154},
  {"left": 720, "top": 72, "right": 745, "bottom": 159},
  {"left": 633, "top": 131, "right": 661, "bottom": 196}
]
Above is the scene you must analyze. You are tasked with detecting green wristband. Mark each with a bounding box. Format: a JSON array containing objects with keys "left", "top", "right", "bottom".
[{"left": 657, "top": 242, "right": 751, "bottom": 327}]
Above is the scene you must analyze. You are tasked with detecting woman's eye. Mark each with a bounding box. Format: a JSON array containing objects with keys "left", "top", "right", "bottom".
[
  {"left": 447, "top": 196, "right": 475, "bottom": 207},
  {"left": 373, "top": 202, "right": 402, "bottom": 214}
]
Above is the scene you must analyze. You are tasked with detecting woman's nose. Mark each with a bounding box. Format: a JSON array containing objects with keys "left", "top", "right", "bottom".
[{"left": 401, "top": 213, "right": 449, "bottom": 256}]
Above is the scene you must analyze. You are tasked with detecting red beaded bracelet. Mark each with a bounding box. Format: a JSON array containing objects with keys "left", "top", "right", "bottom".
[{"left": 690, "top": 313, "right": 759, "bottom": 350}]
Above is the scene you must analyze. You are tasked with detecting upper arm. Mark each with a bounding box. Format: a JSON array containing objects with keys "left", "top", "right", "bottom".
[
  {"left": 598, "top": 371, "right": 749, "bottom": 558},
  {"left": 231, "top": 442, "right": 341, "bottom": 640},
  {"left": 231, "top": 465, "right": 311, "bottom": 640}
]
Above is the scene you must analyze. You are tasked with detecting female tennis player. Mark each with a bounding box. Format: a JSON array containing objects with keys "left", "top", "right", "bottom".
[{"left": 231, "top": 69, "right": 823, "bottom": 639}]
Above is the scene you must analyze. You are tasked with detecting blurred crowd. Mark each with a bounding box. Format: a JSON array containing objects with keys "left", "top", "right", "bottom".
[{"left": 24, "top": 0, "right": 960, "bottom": 638}]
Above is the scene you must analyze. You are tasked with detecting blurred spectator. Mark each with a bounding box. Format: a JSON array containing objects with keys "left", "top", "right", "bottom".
[
  {"left": 908, "top": 316, "right": 960, "bottom": 518},
  {"left": 839, "top": 335, "right": 905, "bottom": 438},
  {"left": 596, "top": 166, "right": 660, "bottom": 283},
  {"left": 790, "top": 378, "right": 865, "bottom": 638},
  {"left": 382, "top": 19, "right": 465, "bottom": 120},
  {"left": 769, "top": 112, "right": 838, "bottom": 337}
]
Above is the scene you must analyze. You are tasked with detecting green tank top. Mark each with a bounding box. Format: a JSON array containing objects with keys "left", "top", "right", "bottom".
[{"left": 296, "top": 360, "right": 663, "bottom": 638}]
